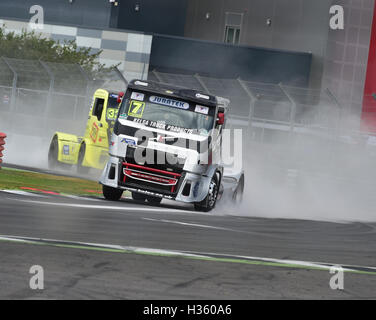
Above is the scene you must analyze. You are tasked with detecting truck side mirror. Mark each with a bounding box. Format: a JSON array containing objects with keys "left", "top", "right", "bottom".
[
  {"left": 117, "top": 92, "right": 124, "bottom": 103},
  {"left": 217, "top": 112, "right": 225, "bottom": 125}
]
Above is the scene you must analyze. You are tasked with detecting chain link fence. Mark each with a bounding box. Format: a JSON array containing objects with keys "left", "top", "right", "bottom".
[
  {"left": 1, "top": 61, "right": 375, "bottom": 185},
  {"left": 148, "top": 70, "right": 346, "bottom": 132},
  {"left": 0, "top": 57, "right": 127, "bottom": 137},
  {"left": 148, "top": 70, "right": 376, "bottom": 189}
]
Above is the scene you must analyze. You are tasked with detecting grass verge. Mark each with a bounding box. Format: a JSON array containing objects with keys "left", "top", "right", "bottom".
[{"left": 0, "top": 167, "right": 102, "bottom": 196}]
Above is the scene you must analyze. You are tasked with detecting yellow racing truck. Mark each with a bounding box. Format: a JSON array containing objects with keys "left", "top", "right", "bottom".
[{"left": 48, "top": 89, "right": 123, "bottom": 173}]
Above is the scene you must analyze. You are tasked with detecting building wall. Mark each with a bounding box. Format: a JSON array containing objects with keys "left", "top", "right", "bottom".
[
  {"left": 0, "top": 18, "right": 152, "bottom": 81},
  {"left": 0, "top": 0, "right": 113, "bottom": 29},
  {"left": 150, "top": 35, "right": 312, "bottom": 86},
  {"left": 0, "top": 0, "right": 329, "bottom": 88},
  {"left": 115, "top": 0, "right": 187, "bottom": 36},
  {"left": 185, "top": 0, "right": 332, "bottom": 89},
  {"left": 361, "top": 1, "right": 376, "bottom": 132},
  {"left": 322, "top": 0, "right": 374, "bottom": 130}
]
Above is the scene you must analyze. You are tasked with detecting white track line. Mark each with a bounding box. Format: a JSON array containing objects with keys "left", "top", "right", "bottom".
[
  {"left": 182, "top": 249, "right": 376, "bottom": 273},
  {"left": 1, "top": 189, "right": 103, "bottom": 202},
  {"left": 0, "top": 235, "right": 208, "bottom": 258},
  {"left": 142, "top": 217, "right": 248, "bottom": 233},
  {"left": 11, "top": 198, "right": 190, "bottom": 213},
  {"left": 1, "top": 234, "right": 375, "bottom": 273},
  {"left": 60, "top": 194, "right": 102, "bottom": 202},
  {"left": 1, "top": 190, "right": 48, "bottom": 198}
]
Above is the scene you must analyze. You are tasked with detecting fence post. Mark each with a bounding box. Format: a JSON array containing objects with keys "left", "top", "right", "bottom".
[
  {"left": 238, "top": 78, "right": 256, "bottom": 119},
  {"left": 325, "top": 87, "right": 342, "bottom": 139},
  {"left": 77, "top": 64, "right": 92, "bottom": 120},
  {"left": 0, "top": 132, "right": 7, "bottom": 169},
  {"left": 325, "top": 88, "right": 343, "bottom": 174},
  {"left": 194, "top": 74, "right": 211, "bottom": 95},
  {"left": 238, "top": 78, "right": 257, "bottom": 140},
  {"left": 2, "top": 58, "right": 17, "bottom": 114},
  {"left": 278, "top": 83, "right": 296, "bottom": 132},
  {"left": 39, "top": 60, "right": 54, "bottom": 132},
  {"left": 152, "top": 70, "right": 163, "bottom": 82},
  {"left": 113, "top": 66, "right": 128, "bottom": 86}
]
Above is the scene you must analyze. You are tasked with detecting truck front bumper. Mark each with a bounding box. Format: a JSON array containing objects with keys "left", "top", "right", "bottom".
[{"left": 100, "top": 156, "right": 211, "bottom": 203}]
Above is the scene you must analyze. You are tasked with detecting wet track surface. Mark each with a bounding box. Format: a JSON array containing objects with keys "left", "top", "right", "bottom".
[{"left": 0, "top": 189, "right": 375, "bottom": 299}]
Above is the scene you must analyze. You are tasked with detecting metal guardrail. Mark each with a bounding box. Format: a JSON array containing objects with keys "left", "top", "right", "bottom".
[
  {"left": 148, "top": 70, "right": 376, "bottom": 139},
  {"left": 0, "top": 57, "right": 127, "bottom": 136},
  {"left": 0, "top": 62, "right": 374, "bottom": 144}
]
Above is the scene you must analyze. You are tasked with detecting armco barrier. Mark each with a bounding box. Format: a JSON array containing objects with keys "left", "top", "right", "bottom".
[{"left": 0, "top": 132, "right": 6, "bottom": 169}]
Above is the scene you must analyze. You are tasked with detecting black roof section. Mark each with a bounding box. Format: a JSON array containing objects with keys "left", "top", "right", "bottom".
[{"left": 127, "top": 79, "right": 217, "bottom": 107}]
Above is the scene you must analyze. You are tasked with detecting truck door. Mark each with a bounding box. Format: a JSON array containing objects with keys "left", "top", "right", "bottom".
[{"left": 85, "top": 93, "right": 109, "bottom": 148}]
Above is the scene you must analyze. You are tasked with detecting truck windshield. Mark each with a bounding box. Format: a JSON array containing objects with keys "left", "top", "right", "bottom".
[{"left": 119, "top": 92, "right": 215, "bottom": 134}]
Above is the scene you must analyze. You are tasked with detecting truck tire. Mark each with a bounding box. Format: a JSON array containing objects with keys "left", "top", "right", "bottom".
[
  {"left": 146, "top": 196, "right": 162, "bottom": 205},
  {"left": 102, "top": 185, "right": 123, "bottom": 201},
  {"left": 132, "top": 192, "right": 147, "bottom": 202},
  {"left": 77, "top": 143, "right": 89, "bottom": 174},
  {"left": 194, "top": 175, "right": 219, "bottom": 212},
  {"left": 48, "top": 136, "right": 59, "bottom": 170}
]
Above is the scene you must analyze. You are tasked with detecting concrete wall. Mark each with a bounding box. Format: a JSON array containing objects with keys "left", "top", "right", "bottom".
[
  {"left": 150, "top": 35, "right": 312, "bottom": 86},
  {"left": 0, "top": 18, "right": 152, "bottom": 81},
  {"left": 185, "top": 0, "right": 332, "bottom": 89},
  {"left": 115, "top": 0, "right": 187, "bottom": 36},
  {"left": 0, "top": 0, "right": 113, "bottom": 29},
  {"left": 0, "top": 0, "right": 327, "bottom": 87}
]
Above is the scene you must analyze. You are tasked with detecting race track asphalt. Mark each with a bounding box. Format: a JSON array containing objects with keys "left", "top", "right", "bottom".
[{"left": 0, "top": 188, "right": 375, "bottom": 299}]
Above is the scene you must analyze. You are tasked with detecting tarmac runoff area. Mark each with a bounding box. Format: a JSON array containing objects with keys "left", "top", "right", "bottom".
[{"left": 0, "top": 188, "right": 375, "bottom": 299}]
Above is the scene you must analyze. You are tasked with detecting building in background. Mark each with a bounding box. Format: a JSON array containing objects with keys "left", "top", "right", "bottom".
[
  {"left": 1, "top": 0, "right": 376, "bottom": 131},
  {"left": 184, "top": 0, "right": 332, "bottom": 90},
  {"left": 0, "top": 0, "right": 113, "bottom": 29},
  {"left": 0, "top": 0, "right": 188, "bottom": 36},
  {"left": 0, "top": 0, "right": 344, "bottom": 89},
  {"left": 184, "top": 0, "right": 376, "bottom": 131},
  {"left": 112, "top": 0, "right": 187, "bottom": 36},
  {"left": 322, "top": 0, "right": 375, "bottom": 132}
]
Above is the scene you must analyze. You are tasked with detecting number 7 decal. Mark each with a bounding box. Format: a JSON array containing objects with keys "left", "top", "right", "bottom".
[{"left": 128, "top": 100, "right": 145, "bottom": 118}]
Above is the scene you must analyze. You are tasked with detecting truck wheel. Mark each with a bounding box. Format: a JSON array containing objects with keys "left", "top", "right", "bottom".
[
  {"left": 77, "top": 144, "right": 89, "bottom": 174},
  {"left": 132, "top": 192, "right": 147, "bottom": 202},
  {"left": 146, "top": 196, "right": 162, "bottom": 205},
  {"left": 48, "top": 137, "right": 59, "bottom": 170},
  {"left": 102, "top": 185, "right": 123, "bottom": 201},
  {"left": 194, "top": 175, "right": 219, "bottom": 212}
]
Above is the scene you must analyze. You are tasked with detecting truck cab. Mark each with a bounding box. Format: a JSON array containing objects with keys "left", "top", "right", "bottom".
[
  {"left": 100, "top": 79, "right": 229, "bottom": 211},
  {"left": 48, "top": 89, "right": 123, "bottom": 172}
]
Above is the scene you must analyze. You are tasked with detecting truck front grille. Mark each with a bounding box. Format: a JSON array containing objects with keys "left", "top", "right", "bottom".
[{"left": 120, "top": 162, "right": 183, "bottom": 196}]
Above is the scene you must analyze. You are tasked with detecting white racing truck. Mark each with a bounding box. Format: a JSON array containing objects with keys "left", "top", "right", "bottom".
[{"left": 100, "top": 79, "right": 244, "bottom": 212}]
